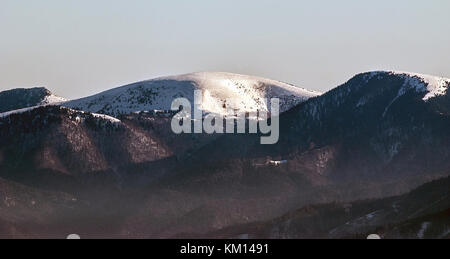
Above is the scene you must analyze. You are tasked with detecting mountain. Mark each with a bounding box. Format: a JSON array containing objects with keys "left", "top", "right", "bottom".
[
  {"left": 63, "top": 72, "right": 320, "bottom": 116},
  {"left": 174, "top": 71, "right": 450, "bottom": 186},
  {"left": 0, "top": 71, "right": 449, "bottom": 238},
  {"left": 276, "top": 71, "right": 450, "bottom": 182},
  {"left": 0, "top": 87, "right": 66, "bottom": 113}
]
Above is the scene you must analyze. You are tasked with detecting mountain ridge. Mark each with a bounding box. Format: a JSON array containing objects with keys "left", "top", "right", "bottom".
[
  {"left": 63, "top": 72, "right": 321, "bottom": 117},
  {"left": 0, "top": 70, "right": 449, "bottom": 238},
  {"left": 0, "top": 87, "right": 66, "bottom": 113}
]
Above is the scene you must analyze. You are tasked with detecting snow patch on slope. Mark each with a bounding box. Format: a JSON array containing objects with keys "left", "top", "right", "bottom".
[
  {"left": 417, "top": 222, "right": 431, "bottom": 239},
  {"left": 90, "top": 113, "right": 121, "bottom": 123},
  {"left": 0, "top": 104, "right": 121, "bottom": 124},
  {"left": 0, "top": 105, "right": 43, "bottom": 119},
  {"left": 41, "top": 94, "right": 67, "bottom": 105}
]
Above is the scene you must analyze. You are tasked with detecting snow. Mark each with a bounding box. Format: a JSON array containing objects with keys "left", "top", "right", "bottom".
[
  {"left": 41, "top": 94, "right": 67, "bottom": 105},
  {"left": 63, "top": 72, "right": 321, "bottom": 117},
  {"left": 0, "top": 90, "right": 65, "bottom": 119},
  {"left": 382, "top": 86, "right": 407, "bottom": 117},
  {"left": 91, "top": 113, "right": 121, "bottom": 123},
  {"left": 373, "top": 71, "right": 450, "bottom": 101},
  {"left": 0, "top": 87, "right": 66, "bottom": 118},
  {"left": 0, "top": 87, "right": 122, "bottom": 124},
  {"left": 269, "top": 160, "right": 288, "bottom": 166},
  {"left": 0, "top": 105, "right": 43, "bottom": 119},
  {"left": 417, "top": 222, "right": 431, "bottom": 239},
  {"left": 353, "top": 71, "right": 450, "bottom": 117},
  {"left": 0, "top": 104, "right": 121, "bottom": 124},
  {"left": 398, "top": 72, "right": 450, "bottom": 101}
]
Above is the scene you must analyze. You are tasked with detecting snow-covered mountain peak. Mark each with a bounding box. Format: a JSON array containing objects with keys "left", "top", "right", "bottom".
[
  {"left": 389, "top": 71, "right": 450, "bottom": 101},
  {"left": 64, "top": 72, "right": 321, "bottom": 117},
  {"left": 362, "top": 71, "right": 450, "bottom": 101}
]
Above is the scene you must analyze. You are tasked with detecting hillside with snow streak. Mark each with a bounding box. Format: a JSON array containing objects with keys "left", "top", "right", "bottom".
[
  {"left": 0, "top": 87, "right": 66, "bottom": 113},
  {"left": 365, "top": 71, "right": 450, "bottom": 101},
  {"left": 63, "top": 72, "right": 321, "bottom": 117}
]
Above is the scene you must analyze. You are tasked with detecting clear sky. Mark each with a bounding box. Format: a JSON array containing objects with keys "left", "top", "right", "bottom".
[{"left": 1, "top": 0, "right": 449, "bottom": 98}]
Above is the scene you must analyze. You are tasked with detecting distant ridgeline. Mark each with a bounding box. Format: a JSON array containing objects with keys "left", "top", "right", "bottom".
[{"left": 0, "top": 87, "right": 66, "bottom": 113}]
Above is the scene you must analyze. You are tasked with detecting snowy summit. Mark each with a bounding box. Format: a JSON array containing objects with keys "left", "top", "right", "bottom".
[
  {"left": 366, "top": 71, "right": 450, "bottom": 101},
  {"left": 63, "top": 72, "right": 321, "bottom": 117}
]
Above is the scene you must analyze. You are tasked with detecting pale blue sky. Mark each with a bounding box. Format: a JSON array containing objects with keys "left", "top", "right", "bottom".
[{"left": 1, "top": 0, "right": 449, "bottom": 98}]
